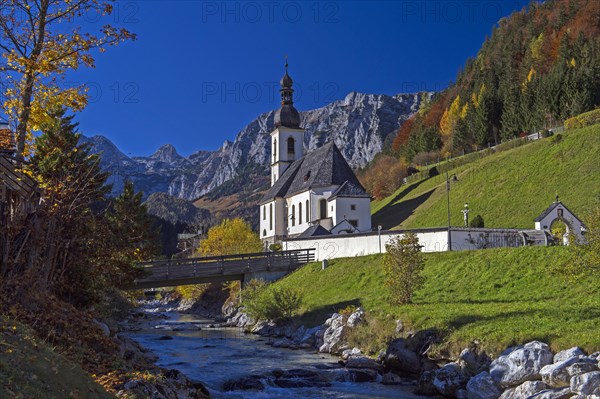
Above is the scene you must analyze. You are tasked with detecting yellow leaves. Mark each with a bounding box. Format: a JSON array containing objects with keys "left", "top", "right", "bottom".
[
  {"left": 530, "top": 33, "right": 544, "bottom": 63},
  {"left": 199, "top": 218, "right": 262, "bottom": 256},
  {"left": 460, "top": 103, "right": 469, "bottom": 120},
  {"left": 440, "top": 95, "right": 462, "bottom": 137},
  {"left": 570, "top": 57, "right": 576, "bottom": 68},
  {"left": 527, "top": 67, "right": 536, "bottom": 82},
  {"left": 522, "top": 67, "right": 536, "bottom": 92},
  {"left": 471, "top": 84, "right": 486, "bottom": 109}
]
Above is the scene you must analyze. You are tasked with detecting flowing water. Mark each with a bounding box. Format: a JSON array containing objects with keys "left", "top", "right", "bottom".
[{"left": 128, "top": 312, "right": 425, "bottom": 399}]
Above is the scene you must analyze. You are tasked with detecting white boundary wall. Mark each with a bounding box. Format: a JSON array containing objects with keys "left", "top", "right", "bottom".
[{"left": 283, "top": 227, "right": 540, "bottom": 261}]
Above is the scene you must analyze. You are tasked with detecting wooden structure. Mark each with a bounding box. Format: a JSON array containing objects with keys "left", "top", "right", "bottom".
[
  {"left": 130, "top": 248, "right": 315, "bottom": 289},
  {"left": 0, "top": 125, "right": 40, "bottom": 269}
]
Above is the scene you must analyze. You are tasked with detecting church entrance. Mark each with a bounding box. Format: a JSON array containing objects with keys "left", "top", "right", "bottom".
[{"left": 550, "top": 218, "right": 571, "bottom": 245}]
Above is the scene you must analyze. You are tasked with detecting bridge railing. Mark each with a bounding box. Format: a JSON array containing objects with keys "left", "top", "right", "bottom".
[{"left": 133, "top": 248, "right": 316, "bottom": 287}]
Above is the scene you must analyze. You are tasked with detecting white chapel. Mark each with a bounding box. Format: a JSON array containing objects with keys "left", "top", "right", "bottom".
[{"left": 259, "top": 64, "right": 372, "bottom": 244}]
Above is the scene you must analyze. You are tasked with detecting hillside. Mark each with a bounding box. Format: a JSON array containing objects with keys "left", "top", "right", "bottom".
[
  {"left": 388, "top": 0, "right": 600, "bottom": 162},
  {"left": 271, "top": 246, "right": 600, "bottom": 356},
  {"left": 0, "top": 317, "right": 114, "bottom": 399},
  {"left": 372, "top": 124, "right": 600, "bottom": 230}
]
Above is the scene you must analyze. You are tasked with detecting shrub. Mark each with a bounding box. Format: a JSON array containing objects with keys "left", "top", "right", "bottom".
[
  {"left": 383, "top": 232, "right": 425, "bottom": 304},
  {"left": 550, "top": 133, "right": 563, "bottom": 145},
  {"left": 564, "top": 108, "right": 600, "bottom": 130},
  {"left": 269, "top": 243, "right": 282, "bottom": 252},
  {"left": 469, "top": 215, "right": 485, "bottom": 228},
  {"left": 242, "top": 279, "right": 303, "bottom": 322}
]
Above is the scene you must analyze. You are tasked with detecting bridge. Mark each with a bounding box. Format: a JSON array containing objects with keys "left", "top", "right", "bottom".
[{"left": 130, "top": 248, "right": 316, "bottom": 290}]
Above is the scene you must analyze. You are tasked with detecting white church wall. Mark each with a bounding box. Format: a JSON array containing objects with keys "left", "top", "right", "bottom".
[
  {"left": 286, "top": 191, "right": 311, "bottom": 236},
  {"left": 332, "top": 197, "right": 372, "bottom": 232},
  {"left": 283, "top": 228, "right": 536, "bottom": 261},
  {"left": 535, "top": 209, "right": 585, "bottom": 243}
]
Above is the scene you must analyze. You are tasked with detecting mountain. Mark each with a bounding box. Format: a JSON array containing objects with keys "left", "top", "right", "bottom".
[
  {"left": 144, "top": 192, "right": 212, "bottom": 227},
  {"left": 83, "top": 91, "right": 430, "bottom": 201}
]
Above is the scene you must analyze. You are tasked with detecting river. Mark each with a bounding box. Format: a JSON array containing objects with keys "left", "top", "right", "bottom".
[{"left": 127, "top": 310, "right": 426, "bottom": 399}]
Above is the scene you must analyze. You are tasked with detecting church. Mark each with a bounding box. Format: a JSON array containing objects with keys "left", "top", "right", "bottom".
[{"left": 259, "top": 65, "right": 372, "bottom": 244}]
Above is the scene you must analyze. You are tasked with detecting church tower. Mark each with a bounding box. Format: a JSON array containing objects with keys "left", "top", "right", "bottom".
[{"left": 270, "top": 61, "right": 304, "bottom": 186}]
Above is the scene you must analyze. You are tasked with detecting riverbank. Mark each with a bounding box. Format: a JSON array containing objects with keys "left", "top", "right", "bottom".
[{"left": 124, "top": 298, "right": 426, "bottom": 398}]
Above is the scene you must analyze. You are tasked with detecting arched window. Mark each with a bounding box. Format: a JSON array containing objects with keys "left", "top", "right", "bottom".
[
  {"left": 287, "top": 137, "right": 295, "bottom": 159},
  {"left": 269, "top": 203, "right": 273, "bottom": 230},
  {"left": 319, "top": 199, "right": 327, "bottom": 219},
  {"left": 306, "top": 200, "right": 310, "bottom": 222},
  {"left": 263, "top": 205, "right": 266, "bottom": 220},
  {"left": 298, "top": 202, "right": 302, "bottom": 224},
  {"left": 291, "top": 204, "right": 296, "bottom": 226},
  {"left": 273, "top": 139, "right": 277, "bottom": 161},
  {"left": 263, "top": 229, "right": 267, "bottom": 237}
]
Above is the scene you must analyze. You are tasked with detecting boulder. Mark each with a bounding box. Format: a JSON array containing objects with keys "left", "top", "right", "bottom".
[
  {"left": 381, "top": 372, "right": 403, "bottom": 385},
  {"left": 346, "top": 307, "right": 365, "bottom": 328},
  {"left": 490, "top": 341, "right": 553, "bottom": 388},
  {"left": 433, "top": 362, "right": 469, "bottom": 397},
  {"left": 499, "top": 380, "right": 548, "bottom": 399},
  {"left": 554, "top": 347, "right": 586, "bottom": 363},
  {"left": 384, "top": 338, "right": 421, "bottom": 375},
  {"left": 318, "top": 313, "right": 348, "bottom": 353},
  {"left": 528, "top": 387, "right": 573, "bottom": 399},
  {"left": 223, "top": 376, "right": 264, "bottom": 391},
  {"left": 417, "top": 371, "right": 439, "bottom": 396},
  {"left": 467, "top": 372, "right": 502, "bottom": 399},
  {"left": 345, "top": 356, "right": 383, "bottom": 371},
  {"left": 571, "top": 371, "right": 600, "bottom": 396},
  {"left": 251, "top": 320, "right": 276, "bottom": 336},
  {"left": 567, "top": 362, "right": 599, "bottom": 378},
  {"left": 346, "top": 368, "right": 379, "bottom": 383},
  {"left": 299, "top": 325, "right": 322, "bottom": 347},
  {"left": 460, "top": 347, "right": 492, "bottom": 377},
  {"left": 342, "top": 347, "right": 362, "bottom": 360},
  {"left": 541, "top": 357, "right": 596, "bottom": 388}
]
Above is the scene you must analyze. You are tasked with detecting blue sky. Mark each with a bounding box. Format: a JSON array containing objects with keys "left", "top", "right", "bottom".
[{"left": 68, "top": 0, "right": 531, "bottom": 157}]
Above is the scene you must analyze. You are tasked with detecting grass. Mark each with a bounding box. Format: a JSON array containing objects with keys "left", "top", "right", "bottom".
[
  {"left": 372, "top": 124, "right": 600, "bottom": 230},
  {"left": 273, "top": 246, "right": 600, "bottom": 357},
  {"left": 0, "top": 317, "right": 114, "bottom": 399}
]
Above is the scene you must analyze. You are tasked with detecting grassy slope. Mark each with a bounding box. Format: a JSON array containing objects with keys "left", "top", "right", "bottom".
[
  {"left": 0, "top": 317, "right": 114, "bottom": 399},
  {"left": 275, "top": 246, "right": 600, "bottom": 356},
  {"left": 372, "top": 125, "right": 600, "bottom": 230}
]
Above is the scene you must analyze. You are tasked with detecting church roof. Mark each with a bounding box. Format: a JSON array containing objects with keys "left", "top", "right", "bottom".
[
  {"left": 329, "top": 180, "right": 372, "bottom": 200},
  {"left": 534, "top": 201, "right": 583, "bottom": 224},
  {"left": 260, "top": 141, "right": 369, "bottom": 204},
  {"left": 297, "top": 224, "right": 332, "bottom": 238}
]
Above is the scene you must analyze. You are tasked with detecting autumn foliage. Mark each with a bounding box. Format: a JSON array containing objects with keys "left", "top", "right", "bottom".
[{"left": 358, "top": 155, "right": 408, "bottom": 200}]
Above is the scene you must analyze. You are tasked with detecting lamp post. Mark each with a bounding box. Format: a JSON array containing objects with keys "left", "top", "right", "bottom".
[
  {"left": 378, "top": 225, "right": 382, "bottom": 253},
  {"left": 446, "top": 171, "right": 458, "bottom": 251}
]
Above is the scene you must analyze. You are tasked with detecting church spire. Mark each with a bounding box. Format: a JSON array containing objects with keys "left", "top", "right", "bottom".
[{"left": 274, "top": 57, "right": 301, "bottom": 128}]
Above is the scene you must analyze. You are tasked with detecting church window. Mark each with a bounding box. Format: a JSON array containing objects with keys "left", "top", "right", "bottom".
[
  {"left": 263, "top": 205, "right": 266, "bottom": 220},
  {"left": 319, "top": 199, "right": 327, "bottom": 219},
  {"left": 298, "top": 202, "right": 302, "bottom": 224},
  {"left": 273, "top": 139, "right": 277, "bottom": 161},
  {"left": 291, "top": 204, "right": 296, "bottom": 226},
  {"left": 306, "top": 200, "right": 310, "bottom": 221},
  {"left": 263, "top": 229, "right": 267, "bottom": 237},
  {"left": 349, "top": 220, "right": 358, "bottom": 228},
  {"left": 287, "top": 137, "right": 295, "bottom": 159},
  {"left": 350, "top": 204, "right": 356, "bottom": 211},
  {"left": 269, "top": 203, "right": 273, "bottom": 230}
]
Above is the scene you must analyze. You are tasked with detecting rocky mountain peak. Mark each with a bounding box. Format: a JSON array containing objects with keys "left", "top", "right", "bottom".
[{"left": 151, "top": 144, "right": 182, "bottom": 163}]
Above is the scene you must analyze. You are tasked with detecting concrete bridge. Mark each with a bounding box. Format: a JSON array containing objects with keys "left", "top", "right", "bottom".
[{"left": 130, "top": 249, "right": 315, "bottom": 289}]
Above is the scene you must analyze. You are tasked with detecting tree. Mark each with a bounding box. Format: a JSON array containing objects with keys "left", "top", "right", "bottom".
[
  {"left": 383, "top": 232, "right": 425, "bottom": 304},
  {"left": 0, "top": 0, "right": 135, "bottom": 159},
  {"left": 559, "top": 204, "right": 600, "bottom": 279},
  {"left": 29, "top": 108, "right": 111, "bottom": 302},
  {"left": 103, "top": 180, "right": 160, "bottom": 287},
  {"left": 199, "top": 218, "right": 262, "bottom": 256}
]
